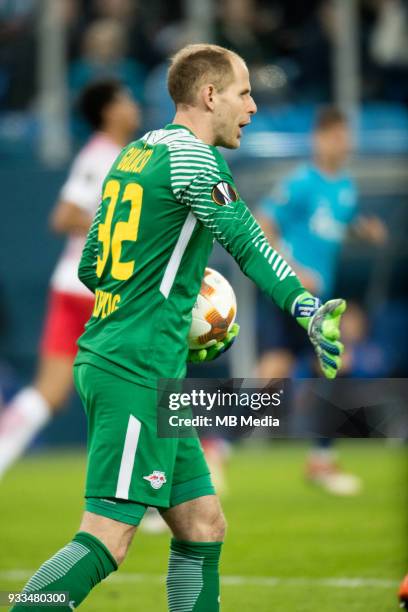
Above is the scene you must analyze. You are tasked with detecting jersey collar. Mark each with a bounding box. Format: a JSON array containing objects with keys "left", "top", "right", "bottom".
[
  {"left": 311, "top": 163, "right": 346, "bottom": 183},
  {"left": 165, "top": 123, "right": 196, "bottom": 136}
]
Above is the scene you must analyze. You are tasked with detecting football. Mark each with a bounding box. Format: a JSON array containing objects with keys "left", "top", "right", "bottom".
[{"left": 188, "top": 267, "right": 237, "bottom": 349}]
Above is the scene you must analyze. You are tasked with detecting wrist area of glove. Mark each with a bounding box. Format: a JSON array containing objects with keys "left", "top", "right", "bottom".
[{"left": 290, "top": 291, "right": 322, "bottom": 332}]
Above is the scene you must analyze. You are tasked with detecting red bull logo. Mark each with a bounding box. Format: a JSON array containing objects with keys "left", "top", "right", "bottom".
[{"left": 143, "top": 470, "right": 167, "bottom": 490}]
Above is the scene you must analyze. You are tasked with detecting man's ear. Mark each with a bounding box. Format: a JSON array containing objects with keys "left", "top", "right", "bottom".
[{"left": 201, "top": 84, "right": 216, "bottom": 111}]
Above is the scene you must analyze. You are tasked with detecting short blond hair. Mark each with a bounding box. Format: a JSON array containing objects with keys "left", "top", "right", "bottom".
[{"left": 167, "top": 44, "right": 240, "bottom": 106}]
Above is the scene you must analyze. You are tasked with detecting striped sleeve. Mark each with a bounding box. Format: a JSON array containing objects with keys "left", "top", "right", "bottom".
[{"left": 169, "top": 140, "right": 304, "bottom": 312}]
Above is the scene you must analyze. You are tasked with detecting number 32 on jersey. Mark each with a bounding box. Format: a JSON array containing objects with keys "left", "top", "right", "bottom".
[{"left": 96, "top": 179, "right": 143, "bottom": 280}]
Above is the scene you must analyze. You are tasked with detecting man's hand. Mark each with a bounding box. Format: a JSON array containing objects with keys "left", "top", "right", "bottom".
[
  {"left": 50, "top": 200, "right": 92, "bottom": 236},
  {"left": 352, "top": 215, "right": 388, "bottom": 245},
  {"left": 293, "top": 292, "right": 346, "bottom": 379},
  {"left": 188, "top": 323, "right": 240, "bottom": 363}
]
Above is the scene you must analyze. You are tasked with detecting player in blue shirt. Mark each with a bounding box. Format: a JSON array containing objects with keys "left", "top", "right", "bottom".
[
  {"left": 256, "top": 107, "right": 387, "bottom": 495},
  {"left": 261, "top": 160, "right": 357, "bottom": 300}
]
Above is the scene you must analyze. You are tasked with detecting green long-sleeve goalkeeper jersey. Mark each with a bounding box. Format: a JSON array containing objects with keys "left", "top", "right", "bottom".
[{"left": 75, "top": 124, "right": 304, "bottom": 386}]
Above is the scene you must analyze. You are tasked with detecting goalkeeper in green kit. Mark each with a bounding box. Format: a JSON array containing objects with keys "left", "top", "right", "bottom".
[{"left": 11, "top": 44, "right": 346, "bottom": 611}]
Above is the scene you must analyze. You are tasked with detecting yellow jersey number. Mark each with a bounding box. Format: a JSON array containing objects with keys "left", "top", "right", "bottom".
[{"left": 96, "top": 179, "right": 143, "bottom": 280}]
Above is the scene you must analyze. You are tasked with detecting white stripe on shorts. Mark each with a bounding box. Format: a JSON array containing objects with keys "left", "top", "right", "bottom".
[{"left": 115, "top": 415, "right": 141, "bottom": 500}]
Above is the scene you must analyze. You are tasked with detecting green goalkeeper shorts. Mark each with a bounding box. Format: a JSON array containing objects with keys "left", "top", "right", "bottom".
[{"left": 73, "top": 363, "right": 215, "bottom": 525}]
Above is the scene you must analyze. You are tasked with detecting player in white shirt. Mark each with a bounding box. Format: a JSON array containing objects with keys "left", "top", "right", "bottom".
[{"left": 0, "top": 80, "right": 140, "bottom": 477}]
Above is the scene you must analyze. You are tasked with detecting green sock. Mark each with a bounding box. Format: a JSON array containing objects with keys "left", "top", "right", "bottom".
[
  {"left": 11, "top": 532, "right": 117, "bottom": 610},
  {"left": 167, "top": 539, "right": 223, "bottom": 612}
]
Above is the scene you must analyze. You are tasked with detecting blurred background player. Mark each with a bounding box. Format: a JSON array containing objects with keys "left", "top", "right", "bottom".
[
  {"left": 0, "top": 79, "right": 140, "bottom": 478},
  {"left": 255, "top": 107, "right": 388, "bottom": 495},
  {"left": 328, "top": 301, "right": 388, "bottom": 378},
  {"left": 400, "top": 574, "right": 408, "bottom": 610}
]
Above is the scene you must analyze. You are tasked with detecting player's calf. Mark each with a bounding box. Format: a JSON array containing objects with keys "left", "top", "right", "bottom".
[
  {"left": 10, "top": 531, "right": 117, "bottom": 611},
  {"left": 163, "top": 496, "right": 225, "bottom": 612},
  {"left": 10, "top": 512, "right": 135, "bottom": 610},
  {"left": 162, "top": 494, "right": 227, "bottom": 542}
]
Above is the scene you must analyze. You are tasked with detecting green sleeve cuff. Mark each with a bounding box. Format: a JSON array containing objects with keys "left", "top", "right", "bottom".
[
  {"left": 284, "top": 286, "right": 306, "bottom": 314},
  {"left": 271, "top": 277, "right": 305, "bottom": 314}
]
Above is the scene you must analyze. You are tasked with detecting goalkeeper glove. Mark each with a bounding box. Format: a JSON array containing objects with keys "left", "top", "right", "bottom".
[
  {"left": 293, "top": 292, "right": 346, "bottom": 379},
  {"left": 188, "top": 323, "right": 240, "bottom": 363}
]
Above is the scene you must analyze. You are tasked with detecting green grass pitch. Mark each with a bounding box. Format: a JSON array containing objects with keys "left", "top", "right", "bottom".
[{"left": 0, "top": 441, "right": 406, "bottom": 611}]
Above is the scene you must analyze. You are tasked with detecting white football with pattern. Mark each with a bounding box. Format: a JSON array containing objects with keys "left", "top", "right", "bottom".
[{"left": 188, "top": 268, "right": 237, "bottom": 349}]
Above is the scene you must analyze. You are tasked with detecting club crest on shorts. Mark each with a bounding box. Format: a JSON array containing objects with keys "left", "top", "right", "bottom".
[
  {"left": 211, "top": 182, "right": 238, "bottom": 206},
  {"left": 143, "top": 470, "right": 167, "bottom": 490}
]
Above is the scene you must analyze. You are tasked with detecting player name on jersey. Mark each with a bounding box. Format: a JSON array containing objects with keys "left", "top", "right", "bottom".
[
  {"left": 116, "top": 146, "right": 153, "bottom": 174},
  {"left": 92, "top": 289, "right": 121, "bottom": 319}
]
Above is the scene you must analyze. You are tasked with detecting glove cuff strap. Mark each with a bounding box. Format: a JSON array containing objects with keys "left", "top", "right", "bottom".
[{"left": 291, "top": 291, "right": 321, "bottom": 318}]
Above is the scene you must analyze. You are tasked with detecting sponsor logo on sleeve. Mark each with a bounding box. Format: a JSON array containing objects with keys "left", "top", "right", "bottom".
[{"left": 211, "top": 182, "right": 238, "bottom": 206}]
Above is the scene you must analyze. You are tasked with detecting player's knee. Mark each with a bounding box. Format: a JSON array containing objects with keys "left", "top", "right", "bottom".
[
  {"left": 196, "top": 507, "right": 227, "bottom": 541},
  {"left": 79, "top": 511, "right": 135, "bottom": 566},
  {"left": 109, "top": 541, "right": 130, "bottom": 566},
  {"left": 100, "top": 532, "right": 135, "bottom": 566},
  {"left": 211, "top": 510, "right": 227, "bottom": 541},
  {"left": 93, "top": 533, "right": 133, "bottom": 566}
]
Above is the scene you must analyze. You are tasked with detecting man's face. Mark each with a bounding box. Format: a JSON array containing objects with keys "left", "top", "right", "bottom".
[
  {"left": 314, "top": 122, "right": 352, "bottom": 167},
  {"left": 212, "top": 56, "right": 257, "bottom": 149}
]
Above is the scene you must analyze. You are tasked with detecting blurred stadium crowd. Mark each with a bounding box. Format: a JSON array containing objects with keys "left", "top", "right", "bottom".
[
  {"left": 0, "top": 0, "right": 408, "bottom": 446},
  {"left": 1, "top": 0, "right": 408, "bottom": 110}
]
